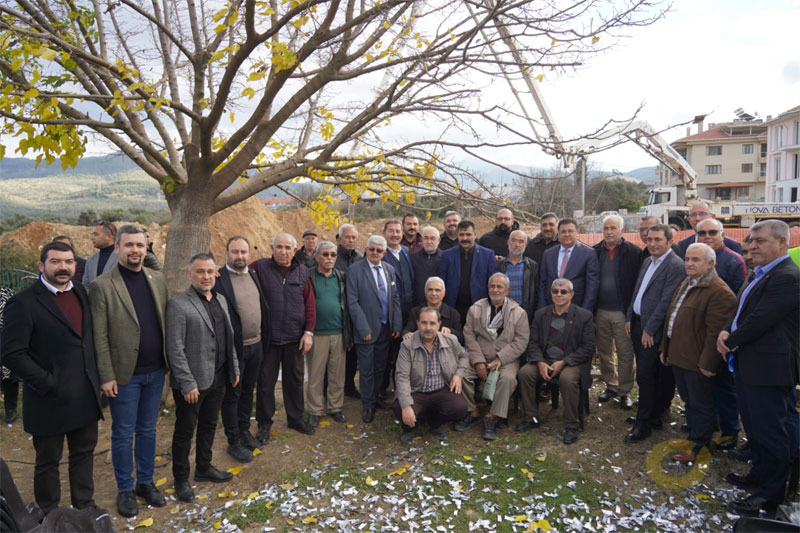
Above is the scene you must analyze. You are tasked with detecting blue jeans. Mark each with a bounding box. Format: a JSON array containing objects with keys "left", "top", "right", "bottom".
[{"left": 108, "top": 367, "right": 165, "bottom": 492}]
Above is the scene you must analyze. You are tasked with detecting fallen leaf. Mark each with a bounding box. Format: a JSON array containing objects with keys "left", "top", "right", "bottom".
[
  {"left": 695, "top": 494, "right": 710, "bottom": 500},
  {"left": 227, "top": 466, "right": 244, "bottom": 475},
  {"left": 155, "top": 456, "right": 162, "bottom": 462},
  {"left": 389, "top": 467, "right": 407, "bottom": 476},
  {"left": 353, "top": 436, "right": 360, "bottom": 440},
  {"left": 169, "top": 507, "right": 179, "bottom": 513},
  {"left": 218, "top": 491, "right": 235, "bottom": 498},
  {"left": 265, "top": 501, "right": 274, "bottom": 508},
  {"left": 155, "top": 478, "right": 167, "bottom": 487},
  {"left": 365, "top": 475, "right": 378, "bottom": 486},
  {"left": 346, "top": 424, "right": 355, "bottom": 429},
  {"left": 535, "top": 453, "right": 547, "bottom": 462},
  {"left": 319, "top": 420, "right": 331, "bottom": 427},
  {"left": 213, "top": 521, "right": 222, "bottom": 529},
  {"left": 135, "top": 517, "right": 153, "bottom": 528},
  {"left": 164, "top": 489, "right": 175, "bottom": 494},
  {"left": 281, "top": 483, "right": 295, "bottom": 490},
  {"left": 252, "top": 448, "right": 262, "bottom": 456},
  {"left": 513, "top": 515, "right": 528, "bottom": 522},
  {"left": 462, "top": 456, "right": 473, "bottom": 461},
  {"left": 302, "top": 517, "right": 318, "bottom": 524},
  {"left": 197, "top": 495, "right": 208, "bottom": 500},
  {"left": 247, "top": 492, "right": 259, "bottom": 499}
]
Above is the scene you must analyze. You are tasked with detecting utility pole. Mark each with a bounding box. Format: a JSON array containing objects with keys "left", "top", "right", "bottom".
[{"left": 579, "top": 157, "right": 586, "bottom": 214}]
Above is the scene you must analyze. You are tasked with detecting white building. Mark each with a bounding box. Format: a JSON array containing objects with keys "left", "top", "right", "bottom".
[{"left": 765, "top": 105, "right": 800, "bottom": 203}]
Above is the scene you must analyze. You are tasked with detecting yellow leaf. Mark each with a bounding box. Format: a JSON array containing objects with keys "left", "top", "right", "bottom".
[
  {"left": 513, "top": 515, "right": 528, "bottom": 522},
  {"left": 247, "top": 70, "right": 265, "bottom": 82},
  {"left": 534, "top": 74, "right": 544, "bottom": 82},
  {"left": 229, "top": 111, "right": 235, "bottom": 123},
  {"left": 252, "top": 448, "right": 262, "bottom": 456},
  {"left": 227, "top": 466, "right": 244, "bottom": 475},
  {"left": 365, "top": 475, "right": 378, "bottom": 486},
  {"left": 592, "top": 36, "right": 600, "bottom": 44},
  {"left": 346, "top": 424, "right": 355, "bottom": 429},
  {"left": 551, "top": 38, "right": 557, "bottom": 46},
  {"left": 389, "top": 467, "right": 407, "bottom": 476},
  {"left": 135, "top": 517, "right": 153, "bottom": 528},
  {"left": 155, "top": 456, "right": 162, "bottom": 462},
  {"left": 40, "top": 48, "right": 57, "bottom": 61},
  {"left": 23, "top": 88, "right": 39, "bottom": 99},
  {"left": 462, "top": 456, "right": 473, "bottom": 461},
  {"left": 302, "top": 517, "right": 318, "bottom": 524},
  {"left": 242, "top": 87, "right": 256, "bottom": 99},
  {"left": 247, "top": 492, "right": 259, "bottom": 499},
  {"left": 383, "top": 22, "right": 391, "bottom": 29},
  {"left": 169, "top": 507, "right": 179, "bottom": 513},
  {"left": 164, "top": 489, "right": 175, "bottom": 494},
  {"left": 218, "top": 491, "right": 235, "bottom": 498},
  {"left": 197, "top": 494, "right": 208, "bottom": 500},
  {"left": 213, "top": 521, "right": 222, "bottom": 529},
  {"left": 211, "top": 8, "right": 228, "bottom": 22},
  {"left": 535, "top": 453, "right": 547, "bottom": 461},
  {"left": 286, "top": 519, "right": 295, "bottom": 525},
  {"left": 155, "top": 477, "right": 167, "bottom": 487},
  {"left": 319, "top": 420, "right": 331, "bottom": 427},
  {"left": 529, "top": 519, "right": 552, "bottom": 532},
  {"left": 695, "top": 494, "right": 710, "bottom": 500},
  {"left": 353, "top": 436, "right": 360, "bottom": 440},
  {"left": 280, "top": 483, "right": 295, "bottom": 490},
  {"left": 265, "top": 501, "right": 274, "bottom": 508}
]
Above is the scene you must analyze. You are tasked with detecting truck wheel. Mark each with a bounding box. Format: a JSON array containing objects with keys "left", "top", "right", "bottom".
[
  {"left": 789, "top": 221, "right": 800, "bottom": 228},
  {"left": 669, "top": 223, "right": 683, "bottom": 233}
]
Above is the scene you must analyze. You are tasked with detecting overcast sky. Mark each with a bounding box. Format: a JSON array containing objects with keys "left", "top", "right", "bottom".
[{"left": 526, "top": 0, "right": 800, "bottom": 174}]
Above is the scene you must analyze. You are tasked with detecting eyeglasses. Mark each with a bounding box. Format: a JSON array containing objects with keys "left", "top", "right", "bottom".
[
  {"left": 696, "top": 230, "right": 719, "bottom": 237},
  {"left": 688, "top": 212, "right": 711, "bottom": 218},
  {"left": 551, "top": 288, "right": 571, "bottom": 295},
  {"left": 367, "top": 247, "right": 385, "bottom": 253},
  {"left": 320, "top": 252, "right": 337, "bottom": 258}
]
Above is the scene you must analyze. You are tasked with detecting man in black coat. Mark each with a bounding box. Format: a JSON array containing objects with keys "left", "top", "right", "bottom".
[
  {"left": 410, "top": 226, "right": 443, "bottom": 306},
  {"left": 718, "top": 219, "right": 800, "bottom": 516},
  {"left": 1, "top": 241, "right": 103, "bottom": 515},
  {"left": 524, "top": 212, "right": 559, "bottom": 265},
  {"left": 478, "top": 208, "right": 521, "bottom": 257}
]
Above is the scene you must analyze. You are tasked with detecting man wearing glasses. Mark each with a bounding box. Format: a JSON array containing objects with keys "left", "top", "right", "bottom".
[
  {"left": 346, "top": 236, "right": 402, "bottom": 423},
  {"left": 306, "top": 241, "right": 353, "bottom": 427},
  {"left": 677, "top": 202, "right": 742, "bottom": 257},
  {"left": 478, "top": 208, "right": 521, "bottom": 257}
]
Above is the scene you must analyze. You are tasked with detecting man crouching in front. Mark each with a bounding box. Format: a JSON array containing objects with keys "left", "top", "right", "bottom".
[
  {"left": 166, "top": 253, "right": 240, "bottom": 502},
  {"left": 394, "top": 307, "right": 469, "bottom": 443}
]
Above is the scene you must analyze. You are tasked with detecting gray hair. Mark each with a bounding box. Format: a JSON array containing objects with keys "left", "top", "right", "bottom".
[
  {"left": 424, "top": 276, "right": 445, "bottom": 290},
  {"left": 314, "top": 241, "right": 337, "bottom": 255},
  {"left": 687, "top": 242, "right": 715, "bottom": 263},
  {"left": 509, "top": 229, "right": 527, "bottom": 241},
  {"left": 602, "top": 214, "right": 624, "bottom": 228},
  {"left": 444, "top": 210, "right": 461, "bottom": 219},
  {"left": 418, "top": 306, "right": 441, "bottom": 322},
  {"left": 540, "top": 212, "right": 559, "bottom": 223},
  {"left": 338, "top": 223, "right": 358, "bottom": 237},
  {"left": 115, "top": 224, "right": 146, "bottom": 245},
  {"left": 272, "top": 232, "right": 297, "bottom": 248},
  {"left": 366, "top": 235, "right": 387, "bottom": 250},
  {"left": 750, "top": 219, "right": 790, "bottom": 242},
  {"left": 640, "top": 215, "right": 659, "bottom": 225},
  {"left": 552, "top": 278, "right": 574, "bottom": 291},
  {"left": 489, "top": 272, "right": 510, "bottom": 289},
  {"left": 420, "top": 225, "right": 439, "bottom": 238},
  {"left": 697, "top": 218, "right": 723, "bottom": 232}
]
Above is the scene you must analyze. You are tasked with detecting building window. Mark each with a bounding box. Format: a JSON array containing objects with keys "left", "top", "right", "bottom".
[
  {"left": 792, "top": 187, "right": 798, "bottom": 203},
  {"left": 795, "top": 153, "right": 800, "bottom": 180},
  {"left": 715, "top": 187, "right": 731, "bottom": 201},
  {"left": 741, "top": 163, "right": 753, "bottom": 174},
  {"left": 795, "top": 121, "right": 800, "bottom": 145},
  {"left": 737, "top": 187, "right": 751, "bottom": 200},
  {"left": 777, "top": 125, "right": 784, "bottom": 148},
  {"left": 760, "top": 162, "right": 767, "bottom": 176},
  {"left": 705, "top": 165, "right": 722, "bottom": 175},
  {"left": 760, "top": 143, "right": 768, "bottom": 157},
  {"left": 706, "top": 146, "right": 722, "bottom": 156},
  {"left": 777, "top": 188, "right": 784, "bottom": 202},
  {"left": 775, "top": 157, "right": 781, "bottom": 180},
  {"left": 742, "top": 144, "right": 753, "bottom": 154}
]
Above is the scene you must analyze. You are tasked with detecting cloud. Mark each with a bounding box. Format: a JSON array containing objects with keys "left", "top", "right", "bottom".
[{"left": 782, "top": 61, "right": 800, "bottom": 85}]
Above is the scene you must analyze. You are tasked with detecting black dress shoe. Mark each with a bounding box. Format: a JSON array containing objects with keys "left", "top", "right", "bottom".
[
  {"left": 255, "top": 425, "right": 272, "bottom": 445},
  {"left": 430, "top": 426, "right": 447, "bottom": 439},
  {"left": 135, "top": 483, "right": 166, "bottom": 508},
  {"left": 514, "top": 417, "right": 540, "bottom": 432},
  {"left": 4, "top": 408, "right": 17, "bottom": 424},
  {"left": 194, "top": 466, "right": 233, "bottom": 483},
  {"left": 226, "top": 442, "right": 254, "bottom": 463},
  {"left": 626, "top": 416, "right": 637, "bottom": 424},
  {"left": 680, "top": 423, "right": 689, "bottom": 432},
  {"left": 598, "top": 389, "right": 617, "bottom": 403},
  {"left": 562, "top": 427, "right": 579, "bottom": 445},
  {"left": 727, "top": 445, "right": 753, "bottom": 462},
  {"left": 625, "top": 424, "right": 652, "bottom": 443},
  {"left": 495, "top": 418, "right": 508, "bottom": 430},
  {"left": 375, "top": 399, "right": 391, "bottom": 410},
  {"left": 116, "top": 491, "right": 138, "bottom": 517},
  {"left": 362, "top": 407, "right": 375, "bottom": 423},
  {"left": 400, "top": 430, "right": 415, "bottom": 443},
  {"left": 345, "top": 389, "right": 361, "bottom": 399},
  {"left": 330, "top": 412, "right": 346, "bottom": 423},
  {"left": 725, "top": 471, "right": 758, "bottom": 489},
  {"left": 454, "top": 414, "right": 480, "bottom": 432},
  {"left": 727, "top": 494, "right": 779, "bottom": 516},
  {"left": 241, "top": 431, "right": 261, "bottom": 451},
  {"left": 288, "top": 421, "right": 315, "bottom": 435},
  {"left": 715, "top": 434, "right": 738, "bottom": 451},
  {"left": 175, "top": 480, "right": 194, "bottom": 502},
  {"left": 619, "top": 395, "right": 633, "bottom": 410},
  {"left": 482, "top": 417, "right": 498, "bottom": 441},
  {"left": 308, "top": 414, "right": 320, "bottom": 427}
]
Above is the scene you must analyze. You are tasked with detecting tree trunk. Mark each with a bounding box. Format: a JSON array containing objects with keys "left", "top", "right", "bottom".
[{"left": 164, "top": 187, "right": 213, "bottom": 296}]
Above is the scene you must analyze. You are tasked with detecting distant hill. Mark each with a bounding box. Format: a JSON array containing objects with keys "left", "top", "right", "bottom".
[
  {"left": 0, "top": 155, "right": 140, "bottom": 179},
  {"left": 626, "top": 166, "right": 658, "bottom": 185}
]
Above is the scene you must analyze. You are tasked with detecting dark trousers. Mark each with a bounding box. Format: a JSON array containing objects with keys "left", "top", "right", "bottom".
[
  {"left": 222, "top": 342, "right": 263, "bottom": 444},
  {"left": 256, "top": 342, "right": 305, "bottom": 428},
  {"left": 713, "top": 363, "right": 740, "bottom": 436},
  {"left": 344, "top": 347, "right": 359, "bottom": 394},
  {"left": 632, "top": 316, "right": 674, "bottom": 427},
  {"left": 392, "top": 387, "right": 468, "bottom": 431},
  {"left": 355, "top": 323, "right": 391, "bottom": 409},
  {"left": 1, "top": 377, "right": 19, "bottom": 411},
  {"left": 673, "top": 366, "right": 715, "bottom": 451},
  {"left": 32, "top": 422, "right": 98, "bottom": 514},
  {"left": 736, "top": 375, "right": 794, "bottom": 503},
  {"left": 171, "top": 372, "right": 226, "bottom": 481},
  {"left": 380, "top": 336, "right": 402, "bottom": 398}
]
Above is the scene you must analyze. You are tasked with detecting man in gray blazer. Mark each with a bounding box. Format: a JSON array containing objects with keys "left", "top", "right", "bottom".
[
  {"left": 89, "top": 225, "right": 169, "bottom": 518},
  {"left": 83, "top": 221, "right": 118, "bottom": 285},
  {"left": 625, "top": 224, "right": 684, "bottom": 443},
  {"left": 166, "top": 253, "right": 240, "bottom": 503},
  {"left": 346, "top": 235, "right": 402, "bottom": 423}
]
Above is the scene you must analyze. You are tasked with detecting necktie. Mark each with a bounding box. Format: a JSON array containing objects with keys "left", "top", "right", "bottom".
[
  {"left": 559, "top": 247, "right": 570, "bottom": 277},
  {"left": 374, "top": 266, "right": 388, "bottom": 324}
]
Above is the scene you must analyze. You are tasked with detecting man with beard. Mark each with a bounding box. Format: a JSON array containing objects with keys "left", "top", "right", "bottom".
[
  {"left": 497, "top": 229, "right": 538, "bottom": 320},
  {"left": 439, "top": 211, "right": 461, "bottom": 251},
  {"left": 479, "top": 208, "right": 521, "bottom": 257},
  {"left": 333, "top": 223, "right": 362, "bottom": 398},
  {"left": 83, "top": 221, "right": 118, "bottom": 285},
  {"left": 89, "top": 225, "right": 169, "bottom": 517},
  {"left": 401, "top": 213, "right": 423, "bottom": 253},
  {"left": 457, "top": 273, "right": 529, "bottom": 440},
  {"left": 410, "top": 226, "right": 443, "bottom": 307},
  {"left": 394, "top": 307, "right": 469, "bottom": 443},
  {"left": 2, "top": 241, "right": 102, "bottom": 516},
  {"left": 524, "top": 213, "right": 560, "bottom": 265}
]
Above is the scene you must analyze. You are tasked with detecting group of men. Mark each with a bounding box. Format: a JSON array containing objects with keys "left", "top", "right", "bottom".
[{"left": 1, "top": 203, "right": 798, "bottom": 520}]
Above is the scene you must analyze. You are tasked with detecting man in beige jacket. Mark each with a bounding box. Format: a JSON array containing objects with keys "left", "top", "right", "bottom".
[
  {"left": 394, "top": 307, "right": 469, "bottom": 442},
  {"left": 456, "top": 273, "right": 530, "bottom": 440}
]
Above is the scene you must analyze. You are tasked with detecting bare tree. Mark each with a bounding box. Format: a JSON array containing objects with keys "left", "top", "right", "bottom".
[{"left": 0, "top": 0, "right": 667, "bottom": 291}]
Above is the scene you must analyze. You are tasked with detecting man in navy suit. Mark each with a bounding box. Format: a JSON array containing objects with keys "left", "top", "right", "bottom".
[
  {"left": 537, "top": 219, "right": 599, "bottom": 311},
  {"left": 677, "top": 202, "right": 742, "bottom": 257},
  {"left": 718, "top": 220, "right": 799, "bottom": 516},
  {"left": 437, "top": 220, "right": 498, "bottom": 326},
  {"left": 346, "top": 235, "right": 402, "bottom": 423},
  {"left": 625, "top": 224, "right": 684, "bottom": 443}
]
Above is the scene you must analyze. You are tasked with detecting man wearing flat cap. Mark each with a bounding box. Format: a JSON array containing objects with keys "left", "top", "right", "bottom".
[{"left": 295, "top": 230, "right": 318, "bottom": 269}]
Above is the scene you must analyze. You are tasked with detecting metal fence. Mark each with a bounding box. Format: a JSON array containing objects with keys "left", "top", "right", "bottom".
[{"left": 0, "top": 270, "right": 38, "bottom": 293}]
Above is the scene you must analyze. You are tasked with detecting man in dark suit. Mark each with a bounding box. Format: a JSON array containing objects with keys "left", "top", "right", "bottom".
[
  {"left": 346, "top": 235, "right": 402, "bottom": 423},
  {"left": 718, "top": 219, "right": 799, "bottom": 516},
  {"left": 53, "top": 235, "right": 85, "bottom": 283},
  {"left": 382, "top": 220, "right": 414, "bottom": 400},
  {"left": 478, "top": 208, "right": 520, "bottom": 257},
  {"left": 524, "top": 212, "right": 560, "bottom": 265},
  {"left": 166, "top": 253, "right": 240, "bottom": 503},
  {"left": 214, "top": 236, "right": 271, "bottom": 458},
  {"left": 639, "top": 216, "right": 681, "bottom": 263},
  {"left": 625, "top": 224, "right": 684, "bottom": 442},
  {"left": 333, "top": 223, "right": 362, "bottom": 398},
  {"left": 1, "top": 241, "right": 103, "bottom": 515},
  {"left": 517, "top": 278, "right": 595, "bottom": 444},
  {"left": 677, "top": 202, "right": 742, "bottom": 257},
  {"left": 538, "top": 219, "right": 599, "bottom": 310},
  {"left": 402, "top": 276, "right": 463, "bottom": 345},
  {"left": 83, "top": 221, "right": 118, "bottom": 285},
  {"left": 437, "top": 220, "right": 499, "bottom": 325},
  {"left": 410, "top": 226, "right": 443, "bottom": 307}
]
